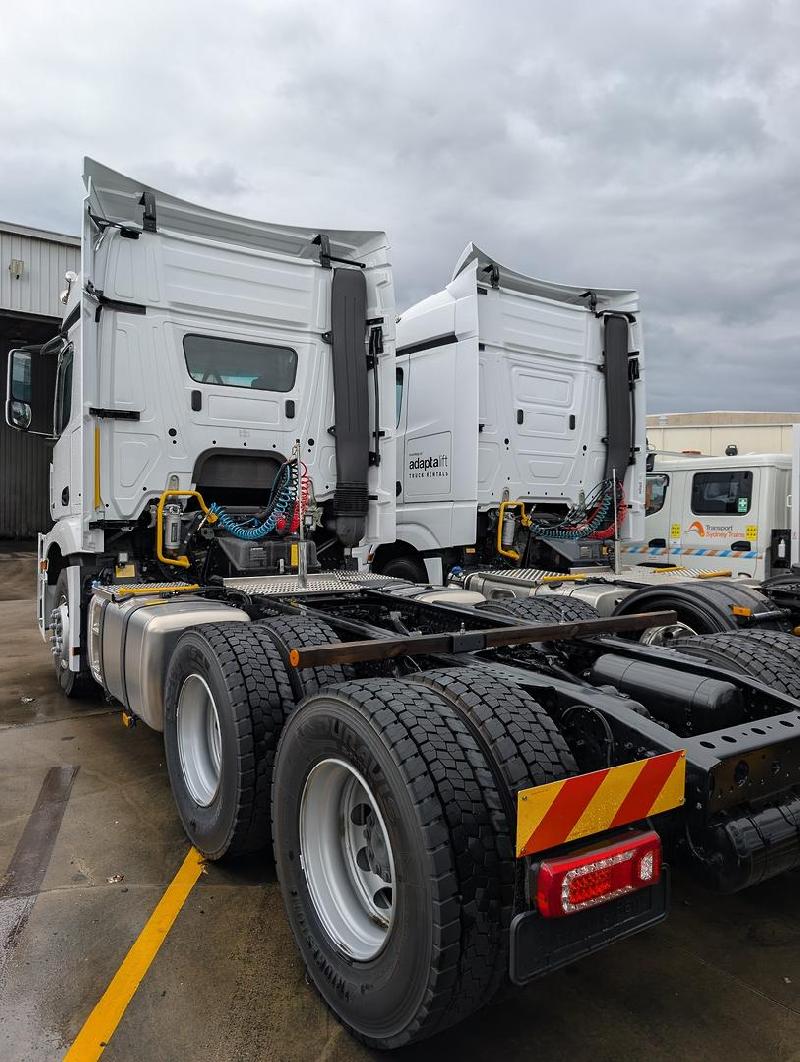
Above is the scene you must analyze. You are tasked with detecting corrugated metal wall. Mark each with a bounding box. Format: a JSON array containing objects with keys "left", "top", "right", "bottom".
[
  {"left": 0, "top": 344, "right": 52, "bottom": 538},
  {"left": 0, "top": 223, "right": 80, "bottom": 318},
  {"left": 0, "top": 224, "right": 79, "bottom": 538}
]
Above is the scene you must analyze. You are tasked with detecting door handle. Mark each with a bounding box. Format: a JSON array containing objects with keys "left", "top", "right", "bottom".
[
  {"left": 191, "top": 390, "right": 202, "bottom": 411},
  {"left": 61, "top": 486, "right": 69, "bottom": 506},
  {"left": 648, "top": 538, "right": 666, "bottom": 548},
  {"left": 731, "top": 540, "right": 751, "bottom": 551},
  {"left": 516, "top": 409, "right": 524, "bottom": 425}
]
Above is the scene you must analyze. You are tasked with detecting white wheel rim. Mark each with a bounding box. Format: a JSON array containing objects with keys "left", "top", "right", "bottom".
[
  {"left": 299, "top": 758, "right": 396, "bottom": 961},
  {"left": 176, "top": 674, "right": 223, "bottom": 806}
]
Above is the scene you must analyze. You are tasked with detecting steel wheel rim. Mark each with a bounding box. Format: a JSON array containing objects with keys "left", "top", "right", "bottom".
[
  {"left": 51, "top": 595, "right": 70, "bottom": 671},
  {"left": 640, "top": 621, "right": 697, "bottom": 646},
  {"left": 176, "top": 674, "right": 223, "bottom": 807},
  {"left": 299, "top": 758, "right": 396, "bottom": 961}
]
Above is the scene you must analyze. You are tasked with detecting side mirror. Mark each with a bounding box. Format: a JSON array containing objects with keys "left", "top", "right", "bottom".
[
  {"left": 5, "top": 347, "right": 58, "bottom": 436},
  {"left": 6, "top": 398, "right": 31, "bottom": 430}
]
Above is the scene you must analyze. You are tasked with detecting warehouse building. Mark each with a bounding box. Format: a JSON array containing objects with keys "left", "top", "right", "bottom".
[
  {"left": 646, "top": 410, "right": 800, "bottom": 457},
  {"left": 0, "top": 222, "right": 79, "bottom": 539}
]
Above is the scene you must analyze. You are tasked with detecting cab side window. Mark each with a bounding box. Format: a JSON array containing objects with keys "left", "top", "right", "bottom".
[
  {"left": 54, "top": 345, "right": 74, "bottom": 436},
  {"left": 691, "top": 470, "right": 753, "bottom": 516},
  {"left": 645, "top": 474, "right": 669, "bottom": 516}
]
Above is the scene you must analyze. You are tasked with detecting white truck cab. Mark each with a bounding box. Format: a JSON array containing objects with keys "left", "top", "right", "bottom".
[
  {"left": 376, "top": 244, "right": 646, "bottom": 583},
  {"left": 628, "top": 453, "right": 792, "bottom": 580},
  {"left": 5, "top": 159, "right": 396, "bottom": 689}
]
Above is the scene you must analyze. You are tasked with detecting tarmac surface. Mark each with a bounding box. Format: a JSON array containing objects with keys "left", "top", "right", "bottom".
[{"left": 1, "top": 548, "right": 800, "bottom": 1061}]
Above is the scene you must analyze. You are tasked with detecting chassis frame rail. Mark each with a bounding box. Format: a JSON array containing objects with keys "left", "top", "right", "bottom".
[{"left": 287, "top": 610, "right": 677, "bottom": 668}]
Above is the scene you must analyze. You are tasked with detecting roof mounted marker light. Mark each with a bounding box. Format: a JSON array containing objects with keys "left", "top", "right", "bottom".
[{"left": 535, "top": 830, "right": 662, "bottom": 918}]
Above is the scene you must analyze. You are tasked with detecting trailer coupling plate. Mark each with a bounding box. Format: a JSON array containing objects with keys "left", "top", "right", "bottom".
[{"left": 516, "top": 750, "right": 686, "bottom": 858}]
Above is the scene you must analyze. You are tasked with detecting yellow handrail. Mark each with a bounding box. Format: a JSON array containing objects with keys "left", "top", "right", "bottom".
[
  {"left": 155, "top": 490, "right": 217, "bottom": 569},
  {"left": 496, "top": 500, "right": 530, "bottom": 562}
]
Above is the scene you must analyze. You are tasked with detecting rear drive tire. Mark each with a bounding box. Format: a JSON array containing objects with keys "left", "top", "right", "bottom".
[
  {"left": 477, "top": 595, "right": 599, "bottom": 624},
  {"left": 723, "top": 629, "right": 800, "bottom": 670},
  {"left": 404, "top": 665, "right": 578, "bottom": 1015},
  {"left": 164, "top": 622, "right": 295, "bottom": 859},
  {"left": 272, "top": 678, "right": 512, "bottom": 1049},
  {"left": 258, "top": 612, "right": 352, "bottom": 697},
  {"left": 673, "top": 632, "right": 800, "bottom": 699},
  {"left": 476, "top": 596, "right": 564, "bottom": 622}
]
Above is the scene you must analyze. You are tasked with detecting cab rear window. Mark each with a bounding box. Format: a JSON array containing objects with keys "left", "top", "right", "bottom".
[
  {"left": 183, "top": 334, "right": 297, "bottom": 392},
  {"left": 691, "top": 470, "right": 753, "bottom": 516}
]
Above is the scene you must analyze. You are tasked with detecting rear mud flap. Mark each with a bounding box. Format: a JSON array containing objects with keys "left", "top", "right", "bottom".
[{"left": 509, "top": 870, "right": 669, "bottom": 984}]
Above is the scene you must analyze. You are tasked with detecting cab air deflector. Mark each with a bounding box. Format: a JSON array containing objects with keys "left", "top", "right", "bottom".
[
  {"left": 330, "top": 267, "right": 370, "bottom": 547},
  {"left": 602, "top": 314, "right": 633, "bottom": 480}
]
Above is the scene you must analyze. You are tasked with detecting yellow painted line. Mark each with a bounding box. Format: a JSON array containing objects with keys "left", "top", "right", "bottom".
[
  {"left": 565, "top": 758, "right": 647, "bottom": 842},
  {"left": 63, "top": 847, "right": 204, "bottom": 1061}
]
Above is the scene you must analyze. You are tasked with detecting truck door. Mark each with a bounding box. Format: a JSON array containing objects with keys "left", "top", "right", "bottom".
[
  {"left": 400, "top": 335, "right": 479, "bottom": 549},
  {"left": 395, "top": 353, "right": 409, "bottom": 504},
  {"left": 639, "top": 470, "right": 672, "bottom": 564},
  {"left": 680, "top": 467, "right": 759, "bottom": 576}
]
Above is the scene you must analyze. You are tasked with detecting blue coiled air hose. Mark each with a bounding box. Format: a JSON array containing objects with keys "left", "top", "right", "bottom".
[{"left": 209, "top": 463, "right": 297, "bottom": 541}]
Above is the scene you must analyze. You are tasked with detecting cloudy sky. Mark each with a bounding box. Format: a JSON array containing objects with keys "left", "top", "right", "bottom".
[{"left": 2, "top": 0, "right": 798, "bottom": 412}]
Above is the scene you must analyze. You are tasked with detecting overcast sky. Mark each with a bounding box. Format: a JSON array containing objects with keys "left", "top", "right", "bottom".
[{"left": 2, "top": 0, "right": 798, "bottom": 412}]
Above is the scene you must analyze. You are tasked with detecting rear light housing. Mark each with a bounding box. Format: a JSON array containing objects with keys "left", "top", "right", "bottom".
[{"left": 535, "top": 830, "right": 662, "bottom": 918}]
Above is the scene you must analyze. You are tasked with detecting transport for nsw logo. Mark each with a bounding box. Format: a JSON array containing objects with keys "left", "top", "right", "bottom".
[{"left": 687, "top": 520, "right": 706, "bottom": 536}]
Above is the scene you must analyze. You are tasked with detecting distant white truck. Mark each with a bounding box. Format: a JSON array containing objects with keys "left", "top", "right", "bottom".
[
  {"left": 626, "top": 452, "right": 792, "bottom": 581},
  {"left": 371, "top": 245, "right": 646, "bottom": 583}
]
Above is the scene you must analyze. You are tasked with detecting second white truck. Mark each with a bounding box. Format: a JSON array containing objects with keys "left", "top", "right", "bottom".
[{"left": 372, "top": 244, "right": 646, "bottom": 584}]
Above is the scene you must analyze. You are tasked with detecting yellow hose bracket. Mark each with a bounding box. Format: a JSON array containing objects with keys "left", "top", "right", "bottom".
[
  {"left": 497, "top": 500, "right": 528, "bottom": 561},
  {"left": 155, "top": 490, "right": 214, "bottom": 569},
  {"left": 93, "top": 425, "right": 103, "bottom": 511}
]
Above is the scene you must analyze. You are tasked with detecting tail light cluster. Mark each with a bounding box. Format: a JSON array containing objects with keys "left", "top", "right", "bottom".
[{"left": 535, "top": 830, "right": 662, "bottom": 919}]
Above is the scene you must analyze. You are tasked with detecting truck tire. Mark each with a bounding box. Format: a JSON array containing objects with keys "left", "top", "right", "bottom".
[
  {"left": 477, "top": 596, "right": 563, "bottom": 622},
  {"left": 378, "top": 554, "right": 429, "bottom": 584},
  {"left": 727, "top": 629, "right": 800, "bottom": 669},
  {"left": 272, "top": 678, "right": 512, "bottom": 1049},
  {"left": 164, "top": 622, "right": 295, "bottom": 860},
  {"left": 52, "top": 568, "right": 95, "bottom": 699},
  {"left": 403, "top": 667, "right": 577, "bottom": 1024},
  {"left": 613, "top": 581, "right": 783, "bottom": 636},
  {"left": 258, "top": 613, "right": 352, "bottom": 697},
  {"left": 407, "top": 667, "right": 577, "bottom": 799},
  {"left": 477, "top": 595, "right": 598, "bottom": 624},
  {"left": 673, "top": 632, "right": 800, "bottom": 699}
]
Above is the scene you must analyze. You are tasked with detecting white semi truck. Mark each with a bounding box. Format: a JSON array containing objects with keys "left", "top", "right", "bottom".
[
  {"left": 6, "top": 161, "right": 800, "bottom": 1049},
  {"left": 373, "top": 246, "right": 645, "bottom": 584}
]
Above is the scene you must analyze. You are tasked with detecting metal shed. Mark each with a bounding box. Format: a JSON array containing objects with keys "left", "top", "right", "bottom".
[{"left": 0, "top": 221, "right": 80, "bottom": 539}]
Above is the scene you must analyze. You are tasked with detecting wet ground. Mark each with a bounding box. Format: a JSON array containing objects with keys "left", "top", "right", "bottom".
[{"left": 1, "top": 549, "right": 799, "bottom": 1061}]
